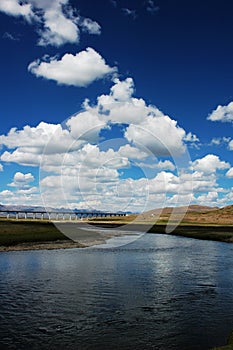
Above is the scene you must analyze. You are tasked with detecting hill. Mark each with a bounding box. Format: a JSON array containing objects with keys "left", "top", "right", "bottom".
[{"left": 138, "top": 205, "right": 233, "bottom": 225}]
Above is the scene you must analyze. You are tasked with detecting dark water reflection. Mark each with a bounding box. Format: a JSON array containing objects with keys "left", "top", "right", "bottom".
[{"left": 0, "top": 233, "right": 233, "bottom": 349}]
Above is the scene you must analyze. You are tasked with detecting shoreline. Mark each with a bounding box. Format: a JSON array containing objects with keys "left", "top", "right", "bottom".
[
  {"left": 0, "top": 240, "right": 85, "bottom": 252},
  {"left": 1, "top": 219, "right": 233, "bottom": 252},
  {"left": 90, "top": 222, "right": 233, "bottom": 243}
]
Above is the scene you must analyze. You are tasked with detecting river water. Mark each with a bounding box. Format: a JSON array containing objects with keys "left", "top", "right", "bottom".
[{"left": 0, "top": 232, "right": 233, "bottom": 350}]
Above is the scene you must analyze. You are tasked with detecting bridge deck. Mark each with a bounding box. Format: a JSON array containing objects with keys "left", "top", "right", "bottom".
[{"left": 0, "top": 210, "right": 126, "bottom": 220}]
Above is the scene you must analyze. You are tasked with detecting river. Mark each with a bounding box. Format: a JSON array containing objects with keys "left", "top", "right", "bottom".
[{"left": 0, "top": 232, "right": 233, "bottom": 350}]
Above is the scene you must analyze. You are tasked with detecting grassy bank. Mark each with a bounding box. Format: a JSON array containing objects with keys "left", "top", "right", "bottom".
[
  {"left": 90, "top": 221, "right": 233, "bottom": 243},
  {"left": 0, "top": 219, "right": 69, "bottom": 246},
  {"left": 0, "top": 219, "right": 112, "bottom": 250},
  {"left": 148, "top": 224, "right": 233, "bottom": 243}
]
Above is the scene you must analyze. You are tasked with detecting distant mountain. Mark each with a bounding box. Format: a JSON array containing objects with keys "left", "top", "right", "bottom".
[
  {"left": 0, "top": 204, "right": 129, "bottom": 214},
  {"left": 0, "top": 204, "right": 51, "bottom": 212}
]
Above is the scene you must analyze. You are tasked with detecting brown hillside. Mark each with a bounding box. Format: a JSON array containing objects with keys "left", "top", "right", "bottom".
[{"left": 138, "top": 205, "right": 233, "bottom": 225}]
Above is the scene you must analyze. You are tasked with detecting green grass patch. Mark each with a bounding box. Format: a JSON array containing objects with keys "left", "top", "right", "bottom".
[{"left": 0, "top": 220, "right": 68, "bottom": 246}]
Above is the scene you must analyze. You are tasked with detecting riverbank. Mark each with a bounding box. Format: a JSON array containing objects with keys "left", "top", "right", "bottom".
[
  {"left": 0, "top": 219, "right": 105, "bottom": 251},
  {"left": 1, "top": 219, "right": 233, "bottom": 252},
  {"left": 90, "top": 222, "right": 233, "bottom": 243},
  {"left": 0, "top": 219, "right": 137, "bottom": 251}
]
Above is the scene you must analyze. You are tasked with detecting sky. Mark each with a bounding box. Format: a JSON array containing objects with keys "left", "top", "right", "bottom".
[{"left": 0, "top": 0, "right": 233, "bottom": 213}]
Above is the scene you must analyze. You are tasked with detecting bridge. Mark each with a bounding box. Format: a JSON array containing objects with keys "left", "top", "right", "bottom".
[{"left": 0, "top": 210, "right": 127, "bottom": 221}]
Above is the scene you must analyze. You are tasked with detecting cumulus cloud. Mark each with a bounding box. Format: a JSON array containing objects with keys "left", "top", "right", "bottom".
[
  {"left": 195, "top": 191, "right": 220, "bottom": 207},
  {"left": 38, "top": 159, "right": 228, "bottom": 211},
  {"left": 110, "top": 78, "right": 135, "bottom": 102},
  {"left": 78, "top": 17, "right": 101, "bottom": 35},
  {"left": 37, "top": 1, "right": 79, "bottom": 46},
  {"left": 0, "top": 77, "right": 189, "bottom": 174},
  {"left": 28, "top": 48, "right": 117, "bottom": 87},
  {"left": 2, "top": 77, "right": 230, "bottom": 211},
  {"left": 0, "top": 121, "right": 84, "bottom": 166},
  {"left": 1, "top": 149, "right": 42, "bottom": 166},
  {"left": 151, "top": 160, "right": 175, "bottom": 171},
  {"left": 118, "top": 144, "right": 148, "bottom": 160},
  {"left": 96, "top": 78, "right": 187, "bottom": 157},
  {"left": 125, "top": 116, "right": 186, "bottom": 157},
  {"left": 8, "top": 77, "right": 186, "bottom": 161},
  {"left": 67, "top": 110, "right": 106, "bottom": 142},
  {"left": 191, "top": 154, "right": 230, "bottom": 174},
  {"left": 0, "top": 0, "right": 101, "bottom": 47},
  {"left": 8, "top": 172, "right": 34, "bottom": 188},
  {"left": 0, "top": 0, "right": 34, "bottom": 21},
  {"left": 0, "top": 121, "right": 82, "bottom": 153},
  {"left": 208, "top": 101, "right": 233, "bottom": 123}
]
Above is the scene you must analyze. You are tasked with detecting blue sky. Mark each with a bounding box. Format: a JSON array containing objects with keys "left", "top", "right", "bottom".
[{"left": 0, "top": 0, "right": 233, "bottom": 212}]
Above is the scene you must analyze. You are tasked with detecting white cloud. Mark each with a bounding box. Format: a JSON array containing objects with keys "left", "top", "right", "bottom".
[
  {"left": 125, "top": 115, "right": 186, "bottom": 156},
  {"left": 191, "top": 154, "right": 230, "bottom": 174},
  {"left": 210, "top": 137, "right": 231, "bottom": 146},
  {"left": 3, "top": 78, "right": 230, "bottom": 211},
  {"left": 228, "top": 139, "right": 233, "bottom": 151},
  {"left": 1, "top": 149, "right": 41, "bottom": 166},
  {"left": 226, "top": 168, "right": 233, "bottom": 178},
  {"left": 8, "top": 172, "right": 34, "bottom": 188},
  {"left": 0, "top": 0, "right": 34, "bottom": 21},
  {"left": 3, "top": 32, "right": 19, "bottom": 41},
  {"left": 122, "top": 8, "right": 137, "bottom": 19},
  {"left": 184, "top": 132, "right": 199, "bottom": 143},
  {"left": 0, "top": 0, "right": 101, "bottom": 47},
  {"left": 0, "top": 78, "right": 190, "bottom": 207},
  {"left": 0, "top": 122, "right": 61, "bottom": 150},
  {"left": 28, "top": 48, "right": 117, "bottom": 87},
  {"left": 0, "top": 164, "right": 3, "bottom": 172},
  {"left": 194, "top": 191, "right": 219, "bottom": 207},
  {"left": 37, "top": 0, "right": 79, "bottom": 47},
  {"left": 99, "top": 78, "right": 187, "bottom": 156},
  {"left": 110, "top": 78, "right": 135, "bottom": 102},
  {"left": 78, "top": 17, "right": 101, "bottom": 35},
  {"left": 118, "top": 144, "right": 148, "bottom": 160},
  {"left": 135, "top": 160, "right": 175, "bottom": 170},
  {"left": 97, "top": 78, "right": 187, "bottom": 158},
  {"left": 0, "top": 189, "right": 43, "bottom": 206},
  {"left": 208, "top": 101, "right": 233, "bottom": 123},
  {"left": 152, "top": 160, "right": 175, "bottom": 171},
  {"left": 0, "top": 121, "right": 84, "bottom": 166},
  {"left": 0, "top": 190, "right": 14, "bottom": 197},
  {"left": 66, "top": 109, "right": 106, "bottom": 142},
  {"left": 0, "top": 121, "right": 81, "bottom": 153},
  {"left": 146, "top": 0, "right": 159, "bottom": 14}
]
